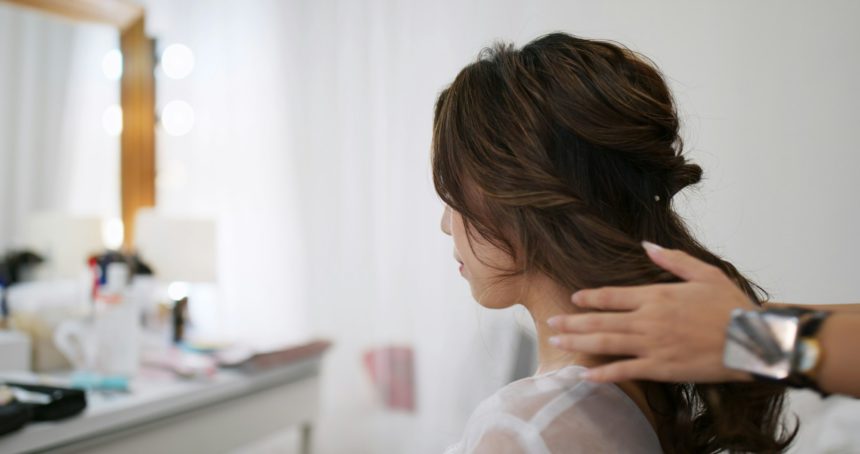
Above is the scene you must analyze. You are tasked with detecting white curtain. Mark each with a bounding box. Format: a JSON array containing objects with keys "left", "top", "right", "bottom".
[
  {"left": 0, "top": 5, "right": 75, "bottom": 251},
  {"left": 139, "top": 1, "right": 525, "bottom": 452},
  {"left": 131, "top": 0, "right": 860, "bottom": 452},
  {"left": 0, "top": 4, "right": 120, "bottom": 254}
]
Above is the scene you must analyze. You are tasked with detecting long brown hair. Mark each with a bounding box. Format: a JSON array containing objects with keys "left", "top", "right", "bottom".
[{"left": 432, "top": 33, "right": 795, "bottom": 453}]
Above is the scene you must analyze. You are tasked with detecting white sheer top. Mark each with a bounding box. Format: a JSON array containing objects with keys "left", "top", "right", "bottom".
[{"left": 444, "top": 365, "right": 662, "bottom": 454}]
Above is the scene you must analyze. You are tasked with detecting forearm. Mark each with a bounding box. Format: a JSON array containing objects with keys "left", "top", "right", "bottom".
[
  {"left": 817, "top": 313, "right": 860, "bottom": 397},
  {"left": 764, "top": 302, "right": 860, "bottom": 313}
]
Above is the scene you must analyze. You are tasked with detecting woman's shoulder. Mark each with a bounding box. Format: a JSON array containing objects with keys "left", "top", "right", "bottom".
[
  {"left": 448, "top": 365, "right": 662, "bottom": 454},
  {"left": 473, "top": 366, "right": 632, "bottom": 423}
]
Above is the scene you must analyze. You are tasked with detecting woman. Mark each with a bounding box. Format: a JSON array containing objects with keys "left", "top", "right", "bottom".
[{"left": 434, "top": 33, "right": 795, "bottom": 453}]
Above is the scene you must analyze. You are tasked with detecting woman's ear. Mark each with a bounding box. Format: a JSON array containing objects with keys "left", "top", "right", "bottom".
[{"left": 440, "top": 205, "right": 452, "bottom": 236}]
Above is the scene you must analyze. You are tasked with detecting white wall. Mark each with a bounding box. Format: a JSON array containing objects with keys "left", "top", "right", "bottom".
[
  {"left": 136, "top": 0, "right": 860, "bottom": 453},
  {"left": 409, "top": 0, "right": 860, "bottom": 305}
]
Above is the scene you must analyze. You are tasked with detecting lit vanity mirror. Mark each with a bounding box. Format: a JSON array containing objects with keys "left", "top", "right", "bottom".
[
  {"left": 0, "top": 0, "right": 158, "bottom": 379},
  {"left": 0, "top": 3, "right": 123, "bottom": 279}
]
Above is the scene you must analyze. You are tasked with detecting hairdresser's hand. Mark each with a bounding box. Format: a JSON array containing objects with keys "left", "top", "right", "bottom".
[{"left": 548, "top": 242, "right": 754, "bottom": 383}]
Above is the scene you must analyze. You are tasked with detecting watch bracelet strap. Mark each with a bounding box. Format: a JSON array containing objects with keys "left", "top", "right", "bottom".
[
  {"left": 751, "top": 372, "right": 818, "bottom": 390},
  {"left": 799, "top": 310, "right": 829, "bottom": 338},
  {"left": 752, "top": 370, "right": 828, "bottom": 396},
  {"left": 751, "top": 308, "right": 831, "bottom": 395},
  {"left": 792, "top": 310, "right": 830, "bottom": 395}
]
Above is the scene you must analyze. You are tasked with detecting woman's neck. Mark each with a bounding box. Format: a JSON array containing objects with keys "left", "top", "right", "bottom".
[
  {"left": 521, "top": 275, "right": 598, "bottom": 375},
  {"left": 521, "top": 274, "right": 660, "bottom": 431}
]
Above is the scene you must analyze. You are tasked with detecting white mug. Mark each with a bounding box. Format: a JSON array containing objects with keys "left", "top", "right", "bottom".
[{"left": 54, "top": 297, "right": 140, "bottom": 377}]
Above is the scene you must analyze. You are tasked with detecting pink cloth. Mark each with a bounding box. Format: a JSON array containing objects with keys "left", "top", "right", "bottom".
[{"left": 363, "top": 346, "right": 415, "bottom": 412}]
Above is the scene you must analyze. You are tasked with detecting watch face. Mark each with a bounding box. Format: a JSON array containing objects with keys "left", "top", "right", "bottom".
[{"left": 723, "top": 310, "right": 798, "bottom": 379}]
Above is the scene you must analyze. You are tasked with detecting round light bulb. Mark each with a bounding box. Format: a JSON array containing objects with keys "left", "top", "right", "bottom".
[
  {"left": 102, "top": 104, "right": 123, "bottom": 136},
  {"left": 167, "top": 282, "right": 189, "bottom": 301},
  {"left": 161, "top": 100, "right": 195, "bottom": 136},
  {"left": 161, "top": 44, "right": 195, "bottom": 80},
  {"left": 102, "top": 49, "right": 123, "bottom": 80},
  {"left": 101, "top": 218, "right": 124, "bottom": 250}
]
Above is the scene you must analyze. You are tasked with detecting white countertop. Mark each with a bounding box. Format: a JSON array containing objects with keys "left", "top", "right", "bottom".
[{"left": 0, "top": 357, "right": 322, "bottom": 453}]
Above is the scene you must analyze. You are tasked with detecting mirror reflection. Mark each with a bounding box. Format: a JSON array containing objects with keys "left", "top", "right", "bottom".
[{"left": 0, "top": 3, "right": 121, "bottom": 279}]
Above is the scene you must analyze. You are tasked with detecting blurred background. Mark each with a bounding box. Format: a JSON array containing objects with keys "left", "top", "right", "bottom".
[{"left": 0, "top": 0, "right": 858, "bottom": 453}]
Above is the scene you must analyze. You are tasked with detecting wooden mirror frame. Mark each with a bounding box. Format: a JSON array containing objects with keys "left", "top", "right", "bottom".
[{"left": 1, "top": 0, "right": 155, "bottom": 250}]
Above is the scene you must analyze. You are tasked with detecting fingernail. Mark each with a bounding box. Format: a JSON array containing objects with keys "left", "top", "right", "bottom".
[
  {"left": 547, "top": 316, "right": 561, "bottom": 329},
  {"left": 571, "top": 291, "right": 582, "bottom": 304},
  {"left": 548, "top": 336, "right": 561, "bottom": 347},
  {"left": 580, "top": 370, "right": 594, "bottom": 381},
  {"left": 642, "top": 241, "right": 663, "bottom": 254}
]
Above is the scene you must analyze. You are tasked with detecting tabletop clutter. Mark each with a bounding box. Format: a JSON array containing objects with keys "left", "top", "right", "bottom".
[{"left": 0, "top": 249, "right": 323, "bottom": 437}]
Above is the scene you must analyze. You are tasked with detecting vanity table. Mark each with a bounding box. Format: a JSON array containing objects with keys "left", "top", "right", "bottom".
[{"left": 0, "top": 350, "right": 325, "bottom": 454}]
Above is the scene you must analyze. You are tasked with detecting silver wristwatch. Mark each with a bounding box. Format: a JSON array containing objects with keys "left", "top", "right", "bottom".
[{"left": 723, "top": 307, "right": 829, "bottom": 390}]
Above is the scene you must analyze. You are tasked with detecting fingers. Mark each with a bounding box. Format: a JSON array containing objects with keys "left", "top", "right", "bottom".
[
  {"left": 571, "top": 244, "right": 729, "bottom": 310},
  {"left": 572, "top": 284, "right": 683, "bottom": 311},
  {"left": 549, "top": 333, "right": 643, "bottom": 356},
  {"left": 571, "top": 286, "right": 648, "bottom": 311},
  {"left": 580, "top": 359, "right": 655, "bottom": 383},
  {"left": 548, "top": 312, "right": 637, "bottom": 334},
  {"left": 642, "top": 241, "right": 726, "bottom": 283}
]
